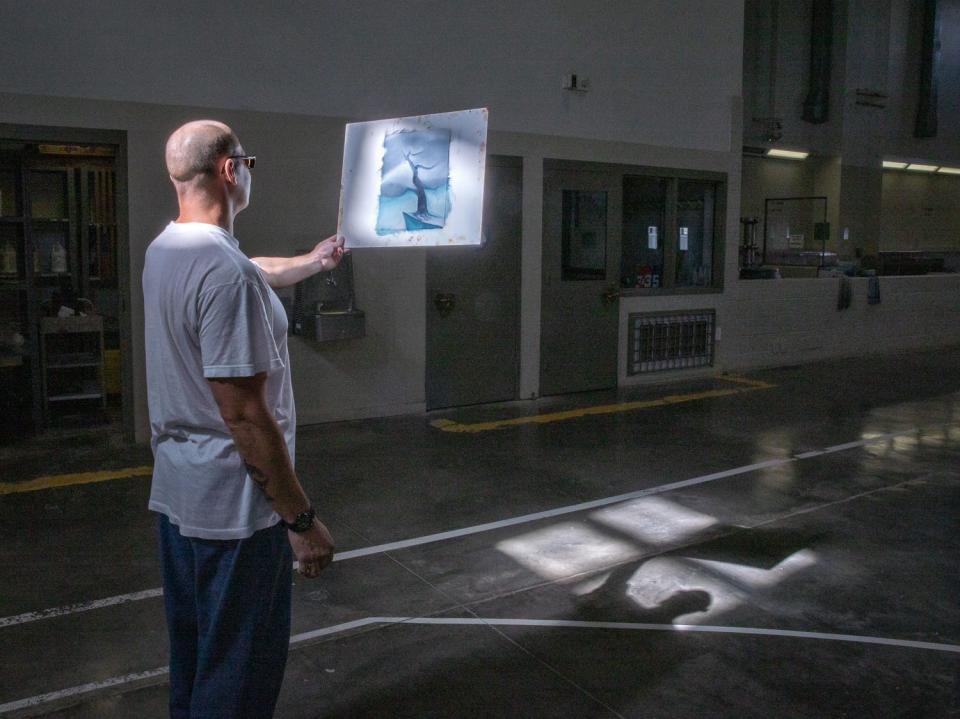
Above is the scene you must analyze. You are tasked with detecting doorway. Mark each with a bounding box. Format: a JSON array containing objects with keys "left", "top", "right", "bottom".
[
  {"left": 540, "top": 162, "right": 623, "bottom": 396},
  {"left": 425, "top": 157, "right": 522, "bottom": 410},
  {"left": 0, "top": 125, "right": 131, "bottom": 443}
]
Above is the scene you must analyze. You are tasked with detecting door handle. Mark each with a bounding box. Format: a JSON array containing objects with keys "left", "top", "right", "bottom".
[
  {"left": 601, "top": 287, "right": 620, "bottom": 304},
  {"left": 434, "top": 293, "right": 456, "bottom": 315}
]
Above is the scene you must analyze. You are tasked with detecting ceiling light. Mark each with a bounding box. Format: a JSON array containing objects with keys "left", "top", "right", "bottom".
[
  {"left": 882, "top": 160, "right": 908, "bottom": 169},
  {"left": 766, "top": 148, "right": 809, "bottom": 160},
  {"left": 937, "top": 166, "right": 960, "bottom": 175},
  {"left": 906, "top": 163, "right": 938, "bottom": 172}
]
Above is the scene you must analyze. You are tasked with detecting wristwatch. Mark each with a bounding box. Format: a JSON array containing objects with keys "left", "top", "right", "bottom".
[{"left": 280, "top": 507, "right": 316, "bottom": 533}]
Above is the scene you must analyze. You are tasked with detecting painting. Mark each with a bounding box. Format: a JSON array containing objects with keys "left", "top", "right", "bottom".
[
  {"left": 376, "top": 127, "right": 451, "bottom": 234},
  {"left": 338, "top": 108, "right": 488, "bottom": 247}
]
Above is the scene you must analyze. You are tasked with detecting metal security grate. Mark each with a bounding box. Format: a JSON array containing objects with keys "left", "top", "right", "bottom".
[{"left": 628, "top": 310, "right": 715, "bottom": 375}]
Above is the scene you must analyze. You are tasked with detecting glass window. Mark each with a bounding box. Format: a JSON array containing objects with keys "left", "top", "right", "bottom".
[
  {"left": 622, "top": 177, "right": 667, "bottom": 289},
  {"left": 0, "top": 168, "right": 18, "bottom": 217},
  {"left": 32, "top": 224, "right": 71, "bottom": 276},
  {"left": 27, "top": 170, "right": 68, "bottom": 220},
  {"left": 763, "top": 197, "right": 829, "bottom": 269},
  {"left": 676, "top": 180, "right": 717, "bottom": 287},
  {"left": 0, "top": 225, "right": 22, "bottom": 278},
  {"left": 562, "top": 190, "right": 607, "bottom": 280}
]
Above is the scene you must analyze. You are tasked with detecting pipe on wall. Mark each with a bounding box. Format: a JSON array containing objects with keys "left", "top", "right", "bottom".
[
  {"left": 914, "top": 0, "right": 941, "bottom": 138},
  {"left": 802, "top": 0, "right": 833, "bottom": 124}
]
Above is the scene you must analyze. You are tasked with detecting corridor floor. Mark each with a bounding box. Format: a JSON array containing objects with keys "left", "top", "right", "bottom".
[{"left": 1, "top": 348, "right": 958, "bottom": 718}]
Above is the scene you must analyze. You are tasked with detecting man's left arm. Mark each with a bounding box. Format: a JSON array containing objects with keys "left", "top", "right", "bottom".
[{"left": 251, "top": 234, "right": 345, "bottom": 289}]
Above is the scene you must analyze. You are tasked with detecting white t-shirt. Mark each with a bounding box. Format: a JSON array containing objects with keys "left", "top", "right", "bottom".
[{"left": 143, "top": 222, "right": 295, "bottom": 539}]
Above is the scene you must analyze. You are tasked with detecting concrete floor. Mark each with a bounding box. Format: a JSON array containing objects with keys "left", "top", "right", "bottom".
[{"left": 1, "top": 348, "right": 959, "bottom": 718}]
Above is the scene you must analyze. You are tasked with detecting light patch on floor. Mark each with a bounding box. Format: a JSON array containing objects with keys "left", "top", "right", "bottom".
[
  {"left": 590, "top": 496, "right": 718, "bottom": 545},
  {"left": 496, "top": 522, "right": 640, "bottom": 581},
  {"left": 621, "top": 549, "right": 819, "bottom": 624}
]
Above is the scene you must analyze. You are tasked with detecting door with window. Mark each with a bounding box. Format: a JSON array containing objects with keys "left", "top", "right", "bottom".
[
  {"left": 540, "top": 164, "right": 622, "bottom": 396},
  {"left": 541, "top": 162, "right": 725, "bottom": 396}
]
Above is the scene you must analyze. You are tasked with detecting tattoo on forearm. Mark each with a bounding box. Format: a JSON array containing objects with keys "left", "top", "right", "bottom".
[{"left": 245, "top": 462, "right": 275, "bottom": 502}]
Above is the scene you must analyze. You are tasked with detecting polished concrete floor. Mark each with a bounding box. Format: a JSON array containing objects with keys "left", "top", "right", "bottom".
[{"left": 1, "top": 348, "right": 958, "bottom": 718}]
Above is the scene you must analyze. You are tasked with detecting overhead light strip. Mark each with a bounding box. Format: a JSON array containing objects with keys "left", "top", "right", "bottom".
[
  {"left": 884, "top": 158, "right": 960, "bottom": 174},
  {"left": 766, "top": 148, "right": 809, "bottom": 160}
]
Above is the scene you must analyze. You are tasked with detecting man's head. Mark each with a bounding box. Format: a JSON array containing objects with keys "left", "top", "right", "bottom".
[{"left": 165, "top": 120, "right": 251, "bottom": 215}]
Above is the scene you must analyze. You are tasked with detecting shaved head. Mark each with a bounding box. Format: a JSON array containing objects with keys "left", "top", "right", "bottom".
[{"left": 165, "top": 120, "right": 239, "bottom": 183}]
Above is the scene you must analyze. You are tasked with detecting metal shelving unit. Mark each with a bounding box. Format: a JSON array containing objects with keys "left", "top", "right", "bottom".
[{"left": 39, "top": 315, "right": 105, "bottom": 421}]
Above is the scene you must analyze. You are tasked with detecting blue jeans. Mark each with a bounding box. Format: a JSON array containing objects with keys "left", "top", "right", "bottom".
[{"left": 156, "top": 514, "right": 293, "bottom": 719}]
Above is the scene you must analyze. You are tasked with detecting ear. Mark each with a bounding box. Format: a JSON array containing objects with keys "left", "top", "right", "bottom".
[{"left": 222, "top": 157, "right": 238, "bottom": 185}]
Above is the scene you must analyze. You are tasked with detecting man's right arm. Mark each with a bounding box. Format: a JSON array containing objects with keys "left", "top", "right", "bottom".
[{"left": 207, "top": 372, "right": 334, "bottom": 578}]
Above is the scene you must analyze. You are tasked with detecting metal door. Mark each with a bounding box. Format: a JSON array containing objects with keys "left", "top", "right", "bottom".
[
  {"left": 540, "top": 164, "right": 622, "bottom": 396},
  {"left": 425, "top": 157, "right": 522, "bottom": 410}
]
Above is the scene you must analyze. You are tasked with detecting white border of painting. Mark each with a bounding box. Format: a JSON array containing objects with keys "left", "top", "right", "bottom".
[{"left": 337, "top": 108, "right": 488, "bottom": 248}]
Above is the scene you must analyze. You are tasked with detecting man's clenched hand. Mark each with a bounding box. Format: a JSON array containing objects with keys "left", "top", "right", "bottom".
[{"left": 289, "top": 519, "right": 335, "bottom": 578}]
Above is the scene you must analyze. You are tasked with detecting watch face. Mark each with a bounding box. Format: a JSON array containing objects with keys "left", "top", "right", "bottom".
[{"left": 291, "top": 508, "right": 315, "bottom": 532}]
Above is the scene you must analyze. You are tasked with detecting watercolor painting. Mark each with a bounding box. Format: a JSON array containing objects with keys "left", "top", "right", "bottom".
[
  {"left": 337, "top": 108, "right": 488, "bottom": 247},
  {"left": 376, "top": 128, "right": 451, "bottom": 234}
]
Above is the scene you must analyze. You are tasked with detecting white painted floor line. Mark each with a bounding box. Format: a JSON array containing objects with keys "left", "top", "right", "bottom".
[
  {"left": 0, "top": 428, "right": 919, "bottom": 630},
  {"left": 2, "top": 613, "right": 956, "bottom": 715},
  {"left": 0, "top": 588, "right": 164, "bottom": 629},
  {"left": 0, "top": 618, "right": 387, "bottom": 716},
  {"left": 0, "top": 667, "right": 170, "bottom": 715},
  {"left": 289, "top": 616, "right": 388, "bottom": 644},
  {"left": 399, "top": 617, "right": 960, "bottom": 654}
]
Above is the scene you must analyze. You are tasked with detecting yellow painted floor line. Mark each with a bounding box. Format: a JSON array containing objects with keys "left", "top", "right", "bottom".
[
  {"left": 431, "top": 375, "right": 776, "bottom": 433},
  {"left": 716, "top": 374, "right": 777, "bottom": 389},
  {"left": 0, "top": 466, "right": 153, "bottom": 496}
]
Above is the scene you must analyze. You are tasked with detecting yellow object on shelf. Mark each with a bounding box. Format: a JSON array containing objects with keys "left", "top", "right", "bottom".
[{"left": 104, "top": 349, "right": 121, "bottom": 395}]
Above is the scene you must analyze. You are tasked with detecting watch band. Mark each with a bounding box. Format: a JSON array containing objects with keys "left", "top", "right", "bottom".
[{"left": 280, "top": 507, "right": 316, "bottom": 533}]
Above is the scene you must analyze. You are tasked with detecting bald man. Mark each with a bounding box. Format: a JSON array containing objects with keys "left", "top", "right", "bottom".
[{"left": 143, "top": 120, "right": 343, "bottom": 718}]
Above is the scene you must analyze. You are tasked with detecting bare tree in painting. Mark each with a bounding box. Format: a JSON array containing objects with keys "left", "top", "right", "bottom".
[{"left": 404, "top": 150, "right": 437, "bottom": 217}]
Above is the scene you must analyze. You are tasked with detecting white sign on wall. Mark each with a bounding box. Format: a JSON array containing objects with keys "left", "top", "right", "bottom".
[{"left": 337, "top": 108, "right": 488, "bottom": 248}]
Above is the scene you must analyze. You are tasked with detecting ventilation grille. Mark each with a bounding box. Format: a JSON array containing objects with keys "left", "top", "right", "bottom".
[{"left": 628, "top": 310, "right": 715, "bottom": 375}]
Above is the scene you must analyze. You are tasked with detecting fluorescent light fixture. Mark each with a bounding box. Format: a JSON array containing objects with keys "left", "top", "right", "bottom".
[
  {"left": 937, "top": 166, "right": 960, "bottom": 175},
  {"left": 882, "top": 160, "right": 908, "bottom": 169},
  {"left": 766, "top": 148, "right": 809, "bottom": 160},
  {"left": 906, "top": 163, "right": 938, "bottom": 172}
]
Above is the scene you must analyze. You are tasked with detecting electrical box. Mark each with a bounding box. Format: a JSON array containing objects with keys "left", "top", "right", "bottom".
[{"left": 293, "top": 253, "right": 365, "bottom": 342}]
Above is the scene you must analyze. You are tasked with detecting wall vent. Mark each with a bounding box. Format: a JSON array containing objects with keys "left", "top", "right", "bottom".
[{"left": 627, "top": 310, "right": 716, "bottom": 375}]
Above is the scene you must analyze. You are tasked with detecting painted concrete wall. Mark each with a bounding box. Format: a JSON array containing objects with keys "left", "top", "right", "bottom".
[
  {"left": 880, "top": 171, "right": 960, "bottom": 252},
  {"left": 744, "top": 0, "right": 960, "bottom": 164},
  {"left": 0, "top": 1, "right": 742, "bottom": 154},
  {"left": 743, "top": 0, "right": 960, "bottom": 257}
]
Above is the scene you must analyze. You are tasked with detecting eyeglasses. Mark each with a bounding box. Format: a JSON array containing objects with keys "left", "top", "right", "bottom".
[{"left": 228, "top": 155, "right": 256, "bottom": 169}]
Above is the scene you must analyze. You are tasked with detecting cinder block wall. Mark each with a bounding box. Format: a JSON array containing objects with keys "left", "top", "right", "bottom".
[{"left": 721, "top": 276, "right": 960, "bottom": 370}]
